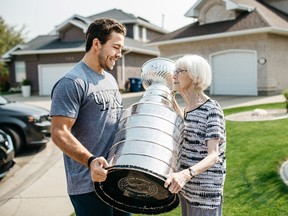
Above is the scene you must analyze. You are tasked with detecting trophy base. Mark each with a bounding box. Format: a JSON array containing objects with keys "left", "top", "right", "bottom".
[{"left": 94, "top": 166, "right": 179, "bottom": 215}]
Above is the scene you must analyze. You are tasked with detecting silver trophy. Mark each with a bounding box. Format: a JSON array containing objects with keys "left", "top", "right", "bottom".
[{"left": 94, "top": 57, "right": 184, "bottom": 214}]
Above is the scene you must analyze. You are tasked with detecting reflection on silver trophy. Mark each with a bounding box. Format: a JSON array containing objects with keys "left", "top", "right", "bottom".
[{"left": 94, "top": 57, "right": 184, "bottom": 215}]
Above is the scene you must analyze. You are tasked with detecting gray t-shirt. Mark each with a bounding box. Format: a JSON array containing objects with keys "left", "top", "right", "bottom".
[{"left": 50, "top": 61, "right": 123, "bottom": 195}]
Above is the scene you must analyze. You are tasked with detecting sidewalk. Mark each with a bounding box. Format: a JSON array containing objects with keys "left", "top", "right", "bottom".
[
  {"left": 0, "top": 93, "right": 287, "bottom": 216},
  {"left": 0, "top": 143, "right": 72, "bottom": 216}
]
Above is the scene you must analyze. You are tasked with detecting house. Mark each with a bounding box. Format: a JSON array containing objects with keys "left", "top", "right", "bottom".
[
  {"left": 149, "top": 0, "right": 288, "bottom": 96},
  {"left": 2, "top": 9, "right": 167, "bottom": 95}
]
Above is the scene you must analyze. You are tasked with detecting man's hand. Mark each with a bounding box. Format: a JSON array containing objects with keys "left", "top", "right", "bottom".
[{"left": 90, "top": 157, "right": 109, "bottom": 182}]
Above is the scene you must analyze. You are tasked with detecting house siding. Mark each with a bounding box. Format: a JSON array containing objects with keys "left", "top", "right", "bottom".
[
  {"left": 158, "top": 32, "right": 286, "bottom": 95},
  {"left": 146, "top": 29, "right": 165, "bottom": 41},
  {"left": 265, "top": 33, "right": 288, "bottom": 94},
  {"left": 10, "top": 52, "right": 84, "bottom": 92},
  {"left": 117, "top": 53, "right": 156, "bottom": 91},
  {"left": 60, "top": 26, "right": 85, "bottom": 42},
  {"left": 9, "top": 50, "right": 156, "bottom": 93}
]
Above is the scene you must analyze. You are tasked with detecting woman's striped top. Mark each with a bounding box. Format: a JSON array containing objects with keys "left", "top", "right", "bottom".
[{"left": 180, "top": 99, "right": 226, "bottom": 209}]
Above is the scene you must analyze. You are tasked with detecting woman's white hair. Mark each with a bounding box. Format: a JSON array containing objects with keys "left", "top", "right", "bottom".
[{"left": 175, "top": 55, "right": 212, "bottom": 91}]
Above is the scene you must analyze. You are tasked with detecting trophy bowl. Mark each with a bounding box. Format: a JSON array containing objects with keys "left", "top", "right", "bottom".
[{"left": 141, "top": 57, "right": 175, "bottom": 91}]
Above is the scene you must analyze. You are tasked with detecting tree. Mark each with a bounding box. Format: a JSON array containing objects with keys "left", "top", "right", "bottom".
[
  {"left": 0, "top": 16, "right": 26, "bottom": 91},
  {"left": 0, "top": 16, "right": 25, "bottom": 56}
]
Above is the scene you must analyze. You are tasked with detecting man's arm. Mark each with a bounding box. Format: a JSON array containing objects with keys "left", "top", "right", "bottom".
[{"left": 51, "top": 116, "right": 108, "bottom": 182}]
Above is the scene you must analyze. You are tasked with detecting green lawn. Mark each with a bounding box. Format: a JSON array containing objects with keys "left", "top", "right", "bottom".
[
  {"left": 72, "top": 102, "right": 288, "bottom": 216},
  {"left": 135, "top": 102, "right": 288, "bottom": 216}
]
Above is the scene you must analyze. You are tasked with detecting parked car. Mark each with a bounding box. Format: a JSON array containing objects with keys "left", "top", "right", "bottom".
[
  {"left": 0, "top": 96, "right": 51, "bottom": 154},
  {"left": 0, "top": 129, "right": 15, "bottom": 180}
]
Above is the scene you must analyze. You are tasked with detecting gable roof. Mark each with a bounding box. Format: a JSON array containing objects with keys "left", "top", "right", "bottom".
[
  {"left": 7, "top": 33, "right": 159, "bottom": 56},
  {"left": 88, "top": 8, "right": 144, "bottom": 23},
  {"left": 87, "top": 9, "right": 168, "bottom": 33},
  {"left": 238, "top": 0, "right": 288, "bottom": 28},
  {"left": 50, "top": 9, "right": 168, "bottom": 35},
  {"left": 185, "top": 0, "right": 255, "bottom": 18},
  {"left": 2, "top": 8, "right": 161, "bottom": 59},
  {"left": 49, "top": 14, "right": 91, "bottom": 35},
  {"left": 7, "top": 35, "right": 85, "bottom": 55},
  {"left": 149, "top": 0, "right": 288, "bottom": 45}
]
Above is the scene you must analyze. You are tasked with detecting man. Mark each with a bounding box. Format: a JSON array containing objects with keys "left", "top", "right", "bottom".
[{"left": 50, "top": 18, "right": 131, "bottom": 216}]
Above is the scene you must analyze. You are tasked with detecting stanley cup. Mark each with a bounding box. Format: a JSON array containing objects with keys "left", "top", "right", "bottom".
[{"left": 94, "top": 58, "right": 184, "bottom": 215}]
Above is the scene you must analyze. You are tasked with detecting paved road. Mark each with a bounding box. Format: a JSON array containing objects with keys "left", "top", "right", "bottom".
[{"left": 0, "top": 92, "right": 285, "bottom": 216}]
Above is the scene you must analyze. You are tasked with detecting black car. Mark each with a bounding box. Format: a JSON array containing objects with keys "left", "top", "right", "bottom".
[
  {"left": 0, "top": 96, "right": 51, "bottom": 154},
  {"left": 0, "top": 129, "right": 15, "bottom": 180}
]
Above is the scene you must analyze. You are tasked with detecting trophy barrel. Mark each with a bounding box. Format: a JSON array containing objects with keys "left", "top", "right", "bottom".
[{"left": 94, "top": 58, "right": 183, "bottom": 215}]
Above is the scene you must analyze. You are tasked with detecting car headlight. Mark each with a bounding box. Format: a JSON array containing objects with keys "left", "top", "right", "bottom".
[
  {"left": 28, "top": 115, "right": 51, "bottom": 123},
  {"left": 0, "top": 134, "right": 5, "bottom": 143},
  {"left": 28, "top": 115, "right": 40, "bottom": 123}
]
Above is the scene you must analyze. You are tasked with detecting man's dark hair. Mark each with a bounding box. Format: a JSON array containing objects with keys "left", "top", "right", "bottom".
[{"left": 85, "top": 18, "right": 127, "bottom": 52}]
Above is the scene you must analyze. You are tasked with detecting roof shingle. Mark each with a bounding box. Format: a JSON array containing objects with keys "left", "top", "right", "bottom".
[{"left": 150, "top": 0, "right": 288, "bottom": 43}]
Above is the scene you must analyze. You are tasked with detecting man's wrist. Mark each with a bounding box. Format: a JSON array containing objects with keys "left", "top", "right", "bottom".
[{"left": 87, "top": 156, "right": 97, "bottom": 168}]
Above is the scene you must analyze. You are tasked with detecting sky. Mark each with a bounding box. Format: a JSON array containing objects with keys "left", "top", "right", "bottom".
[{"left": 0, "top": 0, "right": 197, "bottom": 41}]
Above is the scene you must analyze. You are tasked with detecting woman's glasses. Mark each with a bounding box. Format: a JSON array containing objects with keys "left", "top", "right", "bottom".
[{"left": 174, "top": 69, "right": 188, "bottom": 75}]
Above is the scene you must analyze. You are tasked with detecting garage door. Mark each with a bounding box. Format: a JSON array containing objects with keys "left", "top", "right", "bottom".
[
  {"left": 38, "top": 63, "right": 75, "bottom": 96},
  {"left": 210, "top": 50, "right": 257, "bottom": 96}
]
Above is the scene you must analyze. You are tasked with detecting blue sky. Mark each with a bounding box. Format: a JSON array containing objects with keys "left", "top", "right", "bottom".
[{"left": 0, "top": 0, "right": 197, "bottom": 41}]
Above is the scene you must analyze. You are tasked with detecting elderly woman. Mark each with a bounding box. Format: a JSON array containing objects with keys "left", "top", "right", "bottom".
[{"left": 164, "top": 55, "right": 226, "bottom": 216}]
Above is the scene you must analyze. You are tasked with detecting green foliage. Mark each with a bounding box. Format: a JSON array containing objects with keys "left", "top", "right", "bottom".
[
  {"left": 0, "top": 16, "right": 26, "bottom": 86},
  {"left": 22, "top": 79, "right": 31, "bottom": 86},
  {"left": 282, "top": 89, "right": 288, "bottom": 113},
  {"left": 283, "top": 89, "right": 288, "bottom": 100},
  {"left": 223, "top": 104, "right": 288, "bottom": 215},
  {"left": 0, "top": 16, "right": 25, "bottom": 56}
]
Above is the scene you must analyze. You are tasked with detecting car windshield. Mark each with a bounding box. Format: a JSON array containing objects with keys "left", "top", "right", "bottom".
[{"left": 0, "top": 96, "right": 9, "bottom": 105}]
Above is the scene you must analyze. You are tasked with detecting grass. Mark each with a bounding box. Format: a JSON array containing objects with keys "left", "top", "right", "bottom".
[
  {"left": 134, "top": 102, "right": 288, "bottom": 216},
  {"left": 71, "top": 102, "right": 288, "bottom": 216},
  {"left": 223, "top": 103, "right": 288, "bottom": 216}
]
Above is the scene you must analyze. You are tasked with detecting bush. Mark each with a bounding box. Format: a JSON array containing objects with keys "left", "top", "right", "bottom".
[
  {"left": 22, "top": 79, "right": 31, "bottom": 86},
  {"left": 0, "top": 74, "right": 10, "bottom": 92},
  {"left": 282, "top": 89, "right": 288, "bottom": 113}
]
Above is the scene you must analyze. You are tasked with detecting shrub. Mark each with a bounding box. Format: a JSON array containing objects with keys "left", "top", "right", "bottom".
[
  {"left": 22, "top": 79, "right": 31, "bottom": 86},
  {"left": 282, "top": 89, "right": 288, "bottom": 113}
]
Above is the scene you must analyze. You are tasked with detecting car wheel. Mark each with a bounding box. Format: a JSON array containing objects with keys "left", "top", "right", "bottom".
[{"left": 0, "top": 126, "right": 24, "bottom": 154}]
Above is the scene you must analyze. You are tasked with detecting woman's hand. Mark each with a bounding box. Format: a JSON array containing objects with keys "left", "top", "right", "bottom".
[
  {"left": 164, "top": 169, "right": 191, "bottom": 193},
  {"left": 172, "top": 94, "right": 184, "bottom": 118}
]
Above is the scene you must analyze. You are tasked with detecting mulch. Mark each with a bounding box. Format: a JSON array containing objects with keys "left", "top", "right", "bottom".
[{"left": 225, "top": 109, "right": 288, "bottom": 121}]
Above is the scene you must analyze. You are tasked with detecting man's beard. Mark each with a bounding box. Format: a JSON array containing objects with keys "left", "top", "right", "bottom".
[{"left": 99, "top": 52, "right": 114, "bottom": 71}]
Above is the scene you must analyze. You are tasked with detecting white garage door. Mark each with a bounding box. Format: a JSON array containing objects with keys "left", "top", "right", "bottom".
[
  {"left": 38, "top": 63, "right": 75, "bottom": 96},
  {"left": 210, "top": 50, "right": 257, "bottom": 96}
]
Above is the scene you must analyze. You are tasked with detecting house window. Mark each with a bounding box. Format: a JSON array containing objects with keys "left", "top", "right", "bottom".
[
  {"left": 142, "top": 27, "right": 147, "bottom": 42},
  {"left": 139, "top": 26, "right": 143, "bottom": 39},
  {"left": 133, "top": 25, "right": 147, "bottom": 42},
  {"left": 15, "top": 61, "right": 26, "bottom": 82},
  {"left": 133, "top": 25, "right": 139, "bottom": 40}
]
